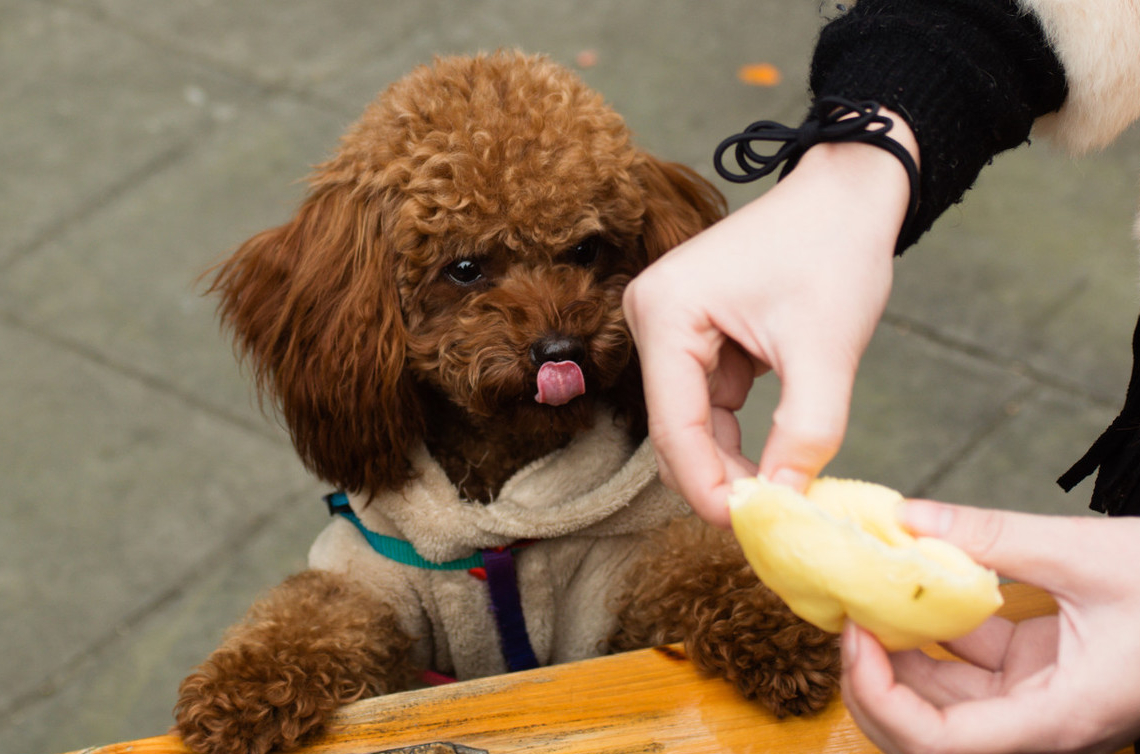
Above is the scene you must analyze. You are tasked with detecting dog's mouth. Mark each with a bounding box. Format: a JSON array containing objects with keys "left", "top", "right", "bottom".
[{"left": 534, "top": 360, "right": 587, "bottom": 406}]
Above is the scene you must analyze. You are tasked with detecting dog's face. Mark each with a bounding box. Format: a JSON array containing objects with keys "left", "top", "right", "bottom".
[
  {"left": 402, "top": 231, "right": 640, "bottom": 435},
  {"left": 210, "top": 52, "right": 725, "bottom": 495}
]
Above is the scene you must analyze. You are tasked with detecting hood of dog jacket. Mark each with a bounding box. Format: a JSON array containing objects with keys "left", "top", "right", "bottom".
[
  {"left": 345, "top": 412, "right": 685, "bottom": 560},
  {"left": 307, "top": 411, "right": 689, "bottom": 679}
]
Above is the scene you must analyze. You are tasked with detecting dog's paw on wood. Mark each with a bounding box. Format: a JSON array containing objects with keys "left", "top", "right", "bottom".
[
  {"left": 175, "top": 570, "right": 416, "bottom": 754},
  {"left": 683, "top": 593, "right": 840, "bottom": 718},
  {"left": 609, "top": 516, "right": 840, "bottom": 717}
]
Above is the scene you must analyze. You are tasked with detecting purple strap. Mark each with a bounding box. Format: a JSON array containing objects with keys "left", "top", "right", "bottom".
[{"left": 481, "top": 548, "right": 538, "bottom": 672}]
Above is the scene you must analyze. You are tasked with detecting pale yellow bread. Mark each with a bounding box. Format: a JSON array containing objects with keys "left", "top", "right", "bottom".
[{"left": 728, "top": 476, "right": 1003, "bottom": 651}]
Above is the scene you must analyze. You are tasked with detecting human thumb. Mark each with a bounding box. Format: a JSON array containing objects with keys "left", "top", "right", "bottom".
[
  {"left": 757, "top": 357, "right": 854, "bottom": 493},
  {"left": 901, "top": 500, "right": 1096, "bottom": 592}
]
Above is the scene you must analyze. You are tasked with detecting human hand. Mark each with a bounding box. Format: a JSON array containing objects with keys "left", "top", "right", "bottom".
[
  {"left": 624, "top": 118, "right": 915, "bottom": 527},
  {"left": 842, "top": 501, "right": 1140, "bottom": 754}
]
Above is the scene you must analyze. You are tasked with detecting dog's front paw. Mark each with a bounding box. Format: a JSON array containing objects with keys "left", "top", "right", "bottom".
[
  {"left": 687, "top": 591, "right": 841, "bottom": 717},
  {"left": 174, "top": 646, "right": 347, "bottom": 754},
  {"left": 173, "top": 571, "right": 416, "bottom": 754},
  {"left": 173, "top": 623, "right": 408, "bottom": 754},
  {"left": 610, "top": 517, "right": 840, "bottom": 716}
]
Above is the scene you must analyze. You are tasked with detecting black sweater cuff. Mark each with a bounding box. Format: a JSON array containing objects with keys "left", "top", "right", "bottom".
[{"left": 810, "top": 0, "right": 1067, "bottom": 252}]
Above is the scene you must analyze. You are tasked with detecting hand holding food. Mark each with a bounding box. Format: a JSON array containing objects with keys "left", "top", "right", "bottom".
[{"left": 729, "top": 476, "right": 1003, "bottom": 650}]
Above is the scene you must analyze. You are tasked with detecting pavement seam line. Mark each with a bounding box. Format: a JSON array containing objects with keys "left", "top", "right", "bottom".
[
  {"left": 907, "top": 382, "right": 1042, "bottom": 499},
  {"left": 882, "top": 310, "right": 1125, "bottom": 409},
  {"left": 0, "top": 309, "right": 287, "bottom": 447},
  {"left": 47, "top": 0, "right": 359, "bottom": 118},
  {"left": 0, "top": 488, "right": 314, "bottom": 726}
]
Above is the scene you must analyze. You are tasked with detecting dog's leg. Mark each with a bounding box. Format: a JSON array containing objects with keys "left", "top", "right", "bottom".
[
  {"left": 175, "top": 569, "right": 416, "bottom": 754},
  {"left": 609, "top": 517, "right": 840, "bottom": 717}
]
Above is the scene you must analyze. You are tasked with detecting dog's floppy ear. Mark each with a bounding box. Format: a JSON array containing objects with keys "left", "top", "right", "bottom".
[
  {"left": 208, "top": 182, "right": 421, "bottom": 495},
  {"left": 635, "top": 155, "right": 727, "bottom": 263},
  {"left": 609, "top": 157, "right": 727, "bottom": 439}
]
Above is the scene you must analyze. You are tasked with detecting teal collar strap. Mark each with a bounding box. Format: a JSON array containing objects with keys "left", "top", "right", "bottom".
[
  {"left": 324, "top": 492, "right": 486, "bottom": 570},
  {"left": 323, "top": 491, "right": 541, "bottom": 672}
]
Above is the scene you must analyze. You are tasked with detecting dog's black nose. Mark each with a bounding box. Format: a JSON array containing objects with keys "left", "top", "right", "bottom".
[{"left": 530, "top": 335, "right": 586, "bottom": 365}]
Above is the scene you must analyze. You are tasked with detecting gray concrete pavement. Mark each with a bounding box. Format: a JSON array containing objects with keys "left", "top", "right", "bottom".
[{"left": 3, "top": 2, "right": 1138, "bottom": 752}]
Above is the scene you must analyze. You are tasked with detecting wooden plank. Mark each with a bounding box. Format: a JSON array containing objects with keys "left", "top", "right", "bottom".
[
  {"left": 68, "top": 737, "right": 191, "bottom": 754},
  {"left": 992, "top": 581, "right": 1057, "bottom": 621},
  {"left": 306, "top": 644, "right": 867, "bottom": 754},
  {"left": 71, "top": 582, "right": 1107, "bottom": 754}
]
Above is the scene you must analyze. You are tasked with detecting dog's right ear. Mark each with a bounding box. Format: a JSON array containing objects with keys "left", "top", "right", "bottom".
[
  {"left": 635, "top": 155, "right": 728, "bottom": 264},
  {"left": 208, "top": 182, "right": 422, "bottom": 495}
]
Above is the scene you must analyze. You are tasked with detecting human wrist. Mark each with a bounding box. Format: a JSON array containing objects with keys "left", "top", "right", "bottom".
[
  {"left": 866, "top": 106, "right": 917, "bottom": 165},
  {"left": 791, "top": 112, "right": 915, "bottom": 255},
  {"left": 715, "top": 101, "right": 919, "bottom": 255},
  {"left": 799, "top": 104, "right": 917, "bottom": 208}
]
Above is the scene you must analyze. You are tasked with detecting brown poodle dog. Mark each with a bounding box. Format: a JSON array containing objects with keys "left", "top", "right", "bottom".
[{"left": 175, "top": 51, "right": 839, "bottom": 754}]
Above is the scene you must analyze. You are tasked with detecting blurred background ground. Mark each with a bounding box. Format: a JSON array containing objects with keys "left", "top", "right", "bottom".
[{"left": 3, "top": 2, "right": 1139, "bottom": 752}]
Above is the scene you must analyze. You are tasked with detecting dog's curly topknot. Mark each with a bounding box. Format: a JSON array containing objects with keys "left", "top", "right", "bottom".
[{"left": 207, "top": 51, "right": 725, "bottom": 499}]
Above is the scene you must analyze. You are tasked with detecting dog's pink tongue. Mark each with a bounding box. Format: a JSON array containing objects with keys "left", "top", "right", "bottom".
[{"left": 535, "top": 361, "right": 586, "bottom": 406}]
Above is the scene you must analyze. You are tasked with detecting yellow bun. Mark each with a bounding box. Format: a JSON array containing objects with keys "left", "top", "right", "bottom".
[{"left": 728, "top": 475, "right": 1002, "bottom": 651}]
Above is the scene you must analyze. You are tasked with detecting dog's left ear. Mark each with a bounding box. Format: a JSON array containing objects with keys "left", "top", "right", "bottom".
[
  {"left": 207, "top": 179, "right": 423, "bottom": 497},
  {"left": 635, "top": 155, "right": 727, "bottom": 262}
]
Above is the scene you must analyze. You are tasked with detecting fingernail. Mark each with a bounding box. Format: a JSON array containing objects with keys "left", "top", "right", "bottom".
[
  {"left": 841, "top": 622, "right": 860, "bottom": 664},
  {"left": 769, "top": 468, "right": 810, "bottom": 494},
  {"left": 901, "top": 499, "right": 953, "bottom": 537}
]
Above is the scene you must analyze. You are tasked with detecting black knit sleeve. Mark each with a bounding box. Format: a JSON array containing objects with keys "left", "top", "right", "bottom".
[{"left": 809, "top": 0, "right": 1067, "bottom": 252}]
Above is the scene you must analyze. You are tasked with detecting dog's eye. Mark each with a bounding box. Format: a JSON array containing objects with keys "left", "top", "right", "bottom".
[
  {"left": 443, "top": 259, "right": 484, "bottom": 285},
  {"left": 567, "top": 237, "right": 602, "bottom": 268}
]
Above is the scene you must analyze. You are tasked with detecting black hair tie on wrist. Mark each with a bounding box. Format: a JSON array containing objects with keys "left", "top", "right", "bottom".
[{"left": 714, "top": 96, "right": 920, "bottom": 254}]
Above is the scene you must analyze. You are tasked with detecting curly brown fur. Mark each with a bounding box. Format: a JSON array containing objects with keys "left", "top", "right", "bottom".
[
  {"left": 175, "top": 570, "right": 416, "bottom": 754},
  {"left": 181, "top": 51, "right": 738, "bottom": 754},
  {"left": 610, "top": 517, "right": 841, "bottom": 717},
  {"left": 206, "top": 51, "right": 724, "bottom": 501}
]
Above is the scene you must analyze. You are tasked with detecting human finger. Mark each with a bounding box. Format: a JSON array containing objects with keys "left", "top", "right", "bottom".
[
  {"left": 710, "top": 406, "right": 759, "bottom": 480},
  {"left": 888, "top": 614, "right": 1060, "bottom": 708},
  {"left": 707, "top": 341, "right": 761, "bottom": 480},
  {"left": 843, "top": 624, "right": 1063, "bottom": 754},
  {"left": 626, "top": 293, "right": 734, "bottom": 526},
  {"left": 933, "top": 615, "right": 1017, "bottom": 672},
  {"left": 887, "top": 648, "right": 1001, "bottom": 708},
  {"left": 708, "top": 339, "right": 760, "bottom": 412},
  {"left": 841, "top": 623, "right": 945, "bottom": 754},
  {"left": 900, "top": 501, "right": 1109, "bottom": 598},
  {"left": 642, "top": 356, "right": 733, "bottom": 527},
  {"left": 756, "top": 344, "right": 855, "bottom": 493},
  {"left": 939, "top": 614, "right": 1056, "bottom": 676}
]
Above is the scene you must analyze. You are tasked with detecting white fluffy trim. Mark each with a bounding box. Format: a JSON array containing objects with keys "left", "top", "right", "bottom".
[{"left": 1020, "top": 0, "right": 1140, "bottom": 153}]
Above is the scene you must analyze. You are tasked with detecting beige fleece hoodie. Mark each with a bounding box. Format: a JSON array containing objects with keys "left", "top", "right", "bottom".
[{"left": 308, "top": 413, "right": 689, "bottom": 680}]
